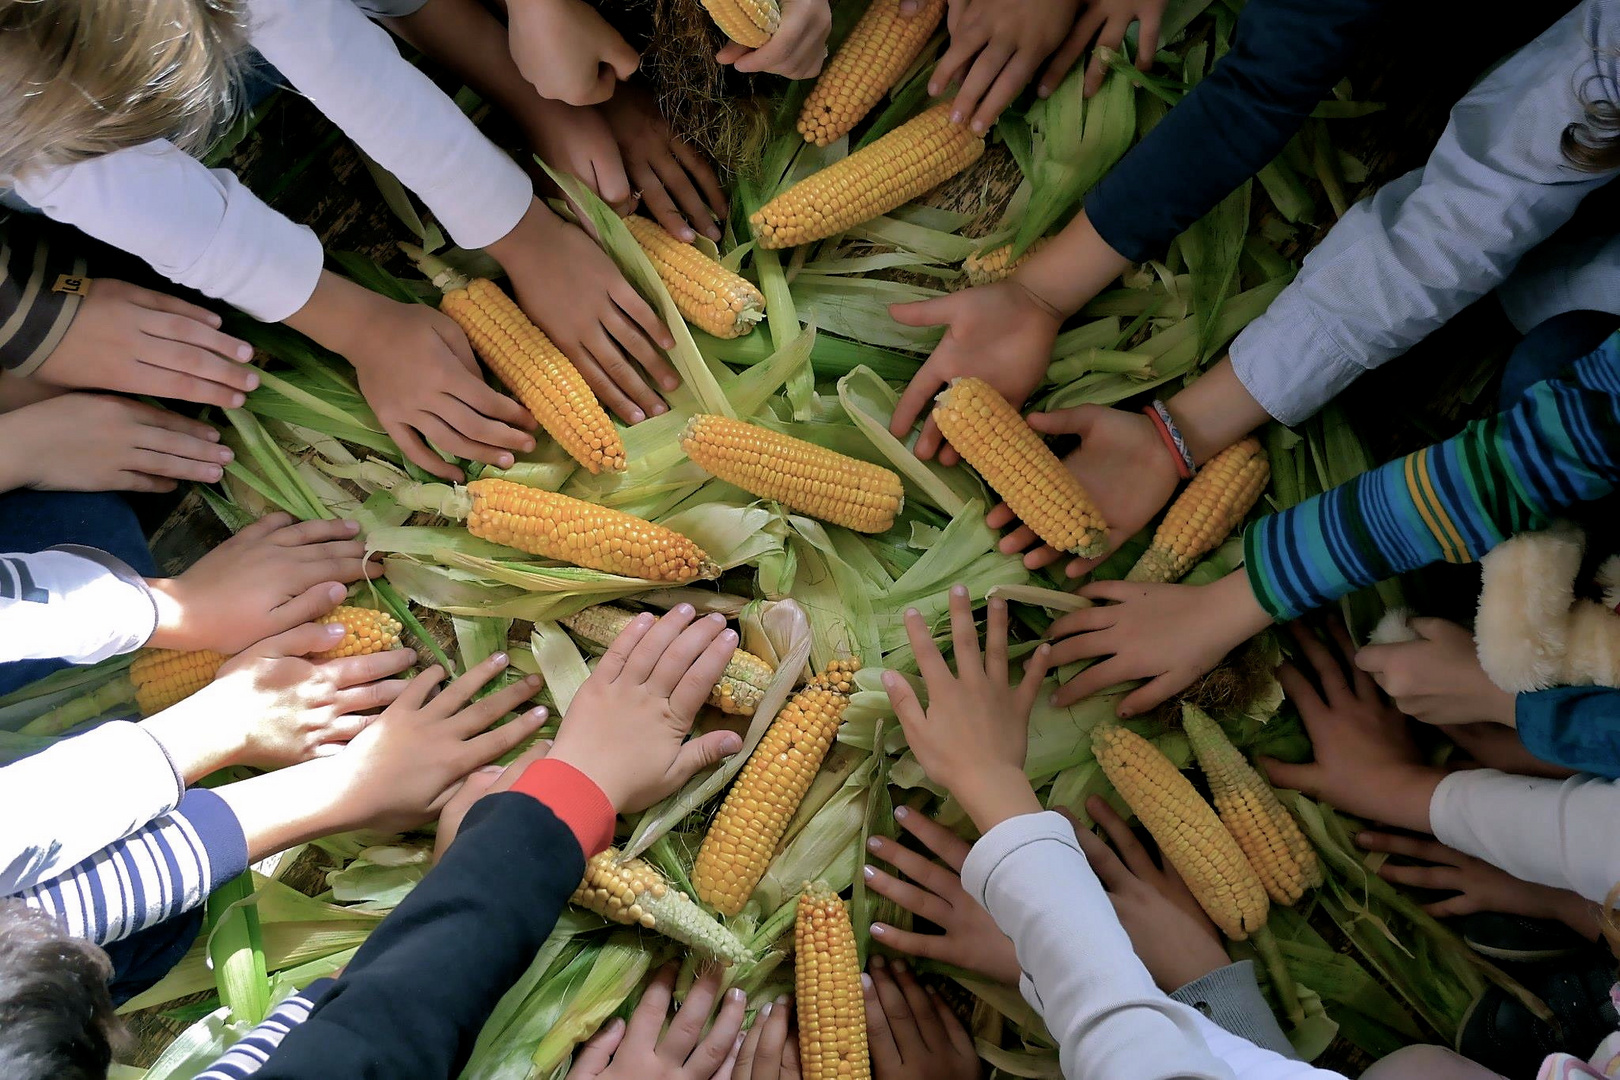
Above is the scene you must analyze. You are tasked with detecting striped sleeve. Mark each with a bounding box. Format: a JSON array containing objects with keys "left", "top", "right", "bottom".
[
  {"left": 196, "top": 980, "right": 336, "bottom": 1080},
  {"left": 11, "top": 788, "right": 248, "bottom": 945},
  {"left": 0, "top": 215, "right": 89, "bottom": 376},
  {"left": 1245, "top": 333, "right": 1620, "bottom": 621}
]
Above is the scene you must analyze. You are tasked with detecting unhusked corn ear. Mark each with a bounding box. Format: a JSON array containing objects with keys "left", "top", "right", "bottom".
[
  {"left": 129, "top": 648, "right": 228, "bottom": 716},
  {"left": 441, "top": 278, "right": 625, "bottom": 474},
  {"left": 1092, "top": 723, "right": 1270, "bottom": 940},
  {"left": 466, "top": 477, "right": 717, "bottom": 582},
  {"left": 1128, "top": 438, "right": 1269, "bottom": 583},
  {"left": 795, "top": 883, "right": 870, "bottom": 1080},
  {"left": 693, "top": 661, "right": 860, "bottom": 915},
  {"left": 314, "top": 606, "right": 403, "bottom": 660},
  {"left": 1182, "top": 704, "right": 1321, "bottom": 906},
  {"left": 797, "top": 0, "right": 946, "bottom": 146},
  {"left": 962, "top": 238, "right": 1049, "bottom": 286},
  {"left": 560, "top": 604, "right": 774, "bottom": 715},
  {"left": 753, "top": 104, "right": 983, "bottom": 250},
  {"left": 625, "top": 216, "right": 764, "bottom": 339},
  {"left": 703, "top": 0, "right": 779, "bottom": 46},
  {"left": 932, "top": 377, "right": 1108, "bottom": 557},
  {"left": 681, "top": 415, "right": 904, "bottom": 533},
  {"left": 572, "top": 848, "right": 752, "bottom": 963}
]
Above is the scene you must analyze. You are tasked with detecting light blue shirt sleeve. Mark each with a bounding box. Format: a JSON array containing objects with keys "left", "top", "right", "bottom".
[{"left": 1227, "top": 0, "right": 1620, "bottom": 426}]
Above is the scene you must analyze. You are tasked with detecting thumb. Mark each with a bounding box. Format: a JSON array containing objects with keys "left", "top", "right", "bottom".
[
  {"left": 1027, "top": 405, "right": 1098, "bottom": 437},
  {"left": 1258, "top": 756, "right": 1315, "bottom": 796},
  {"left": 889, "top": 294, "right": 956, "bottom": 328},
  {"left": 881, "top": 669, "right": 928, "bottom": 730},
  {"left": 671, "top": 729, "right": 744, "bottom": 783},
  {"left": 568, "top": 1017, "right": 626, "bottom": 1078},
  {"left": 898, "top": 0, "right": 922, "bottom": 12},
  {"left": 603, "top": 34, "right": 640, "bottom": 80},
  {"left": 1409, "top": 617, "right": 1457, "bottom": 642},
  {"left": 268, "top": 580, "right": 351, "bottom": 633},
  {"left": 715, "top": 42, "right": 750, "bottom": 65},
  {"left": 434, "top": 314, "right": 480, "bottom": 374}
]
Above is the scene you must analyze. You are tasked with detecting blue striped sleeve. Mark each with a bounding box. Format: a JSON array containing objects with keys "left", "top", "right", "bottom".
[
  {"left": 1245, "top": 333, "right": 1620, "bottom": 621},
  {"left": 9, "top": 787, "right": 247, "bottom": 945},
  {"left": 196, "top": 981, "right": 336, "bottom": 1080}
]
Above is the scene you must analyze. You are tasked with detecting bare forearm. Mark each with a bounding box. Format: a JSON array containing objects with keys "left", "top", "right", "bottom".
[
  {"left": 1162, "top": 358, "right": 1272, "bottom": 465},
  {"left": 213, "top": 759, "right": 356, "bottom": 861},
  {"left": 386, "top": 0, "right": 539, "bottom": 126},
  {"left": 1013, "top": 211, "right": 1133, "bottom": 320}
]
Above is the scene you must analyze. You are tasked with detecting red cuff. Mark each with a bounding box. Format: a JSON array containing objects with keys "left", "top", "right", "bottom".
[{"left": 509, "top": 759, "right": 616, "bottom": 857}]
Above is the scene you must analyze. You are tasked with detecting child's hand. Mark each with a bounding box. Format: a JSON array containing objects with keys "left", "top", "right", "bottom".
[
  {"left": 930, "top": 0, "right": 1083, "bottom": 133},
  {"left": 1355, "top": 618, "right": 1518, "bottom": 728},
  {"left": 0, "top": 394, "right": 230, "bottom": 494},
  {"left": 1444, "top": 722, "right": 1575, "bottom": 780},
  {"left": 863, "top": 958, "right": 981, "bottom": 1080},
  {"left": 732, "top": 997, "right": 801, "bottom": 1080},
  {"left": 506, "top": 0, "right": 640, "bottom": 106},
  {"left": 1260, "top": 621, "right": 1443, "bottom": 833},
  {"left": 985, "top": 405, "right": 1182, "bottom": 579},
  {"left": 567, "top": 965, "right": 748, "bottom": 1080},
  {"left": 864, "top": 806, "right": 1020, "bottom": 986},
  {"left": 34, "top": 280, "right": 258, "bottom": 408},
  {"left": 888, "top": 282, "right": 1061, "bottom": 465},
  {"left": 599, "top": 85, "right": 729, "bottom": 243},
  {"left": 434, "top": 737, "right": 556, "bottom": 858},
  {"left": 1045, "top": 0, "right": 1168, "bottom": 98},
  {"left": 1065, "top": 796, "right": 1229, "bottom": 993},
  {"left": 549, "top": 605, "right": 745, "bottom": 812},
  {"left": 715, "top": 0, "right": 834, "bottom": 80},
  {"left": 1046, "top": 570, "right": 1271, "bottom": 715},
  {"left": 147, "top": 514, "right": 376, "bottom": 654},
  {"left": 518, "top": 97, "right": 635, "bottom": 216},
  {"left": 491, "top": 201, "right": 679, "bottom": 425},
  {"left": 882, "top": 589, "right": 1052, "bottom": 832}
]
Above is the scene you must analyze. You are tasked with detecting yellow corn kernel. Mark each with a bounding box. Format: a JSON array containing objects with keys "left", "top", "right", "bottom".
[
  {"left": 441, "top": 278, "right": 625, "bottom": 474},
  {"left": 680, "top": 414, "right": 904, "bottom": 533},
  {"left": 1092, "top": 723, "right": 1270, "bottom": 940},
  {"left": 572, "top": 848, "right": 752, "bottom": 963},
  {"left": 795, "top": 883, "right": 871, "bottom": 1080},
  {"left": 931, "top": 377, "right": 1108, "bottom": 557},
  {"left": 693, "top": 661, "right": 860, "bottom": 916},
  {"left": 466, "top": 478, "right": 718, "bottom": 582},
  {"left": 314, "top": 606, "right": 404, "bottom": 660},
  {"left": 702, "top": 0, "right": 779, "bottom": 46},
  {"left": 624, "top": 216, "right": 764, "bottom": 339},
  {"left": 752, "top": 103, "right": 983, "bottom": 250},
  {"left": 129, "top": 648, "right": 229, "bottom": 716},
  {"left": 797, "top": 0, "right": 947, "bottom": 146},
  {"left": 1128, "top": 438, "right": 1269, "bottom": 583},
  {"left": 559, "top": 604, "right": 774, "bottom": 716},
  {"left": 961, "top": 238, "right": 1049, "bottom": 286}
]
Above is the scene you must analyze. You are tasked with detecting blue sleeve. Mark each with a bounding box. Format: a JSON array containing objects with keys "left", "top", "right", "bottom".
[
  {"left": 1083, "top": 0, "right": 1387, "bottom": 263},
  {"left": 1516, "top": 686, "right": 1620, "bottom": 779},
  {"left": 196, "top": 980, "right": 337, "bottom": 1080}
]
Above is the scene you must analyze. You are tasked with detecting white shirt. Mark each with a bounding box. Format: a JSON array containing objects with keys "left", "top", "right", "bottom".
[{"left": 0, "top": 547, "right": 157, "bottom": 665}]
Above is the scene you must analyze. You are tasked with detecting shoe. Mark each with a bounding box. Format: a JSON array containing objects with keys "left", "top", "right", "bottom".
[
  {"left": 1456, "top": 954, "right": 1618, "bottom": 1077},
  {"left": 1463, "top": 912, "right": 1593, "bottom": 963}
]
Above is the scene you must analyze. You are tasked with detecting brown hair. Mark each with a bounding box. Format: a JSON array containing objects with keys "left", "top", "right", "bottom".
[
  {"left": 0, "top": 0, "right": 248, "bottom": 179},
  {"left": 1562, "top": 75, "right": 1620, "bottom": 173},
  {"left": 0, "top": 900, "right": 126, "bottom": 1080}
]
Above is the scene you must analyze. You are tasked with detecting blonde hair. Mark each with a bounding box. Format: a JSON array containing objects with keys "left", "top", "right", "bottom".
[{"left": 0, "top": 0, "right": 248, "bottom": 179}]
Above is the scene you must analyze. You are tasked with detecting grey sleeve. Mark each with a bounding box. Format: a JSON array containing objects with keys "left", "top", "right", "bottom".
[
  {"left": 1170, "top": 961, "right": 1297, "bottom": 1059},
  {"left": 347, "top": 0, "right": 430, "bottom": 19}
]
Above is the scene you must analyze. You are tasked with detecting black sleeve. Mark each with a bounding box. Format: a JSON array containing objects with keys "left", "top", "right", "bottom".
[
  {"left": 0, "top": 214, "right": 89, "bottom": 375},
  {"left": 251, "top": 793, "right": 586, "bottom": 1080},
  {"left": 1083, "top": 0, "right": 1389, "bottom": 262}
]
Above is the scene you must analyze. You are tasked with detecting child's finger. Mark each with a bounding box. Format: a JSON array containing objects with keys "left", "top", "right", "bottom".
[
  {"left": 1085, "top": 796, "right": 1158, "bottom": 881},
  {"left": 881, "top": 670, "right": 928, "bottom": 736},
  {"left": 736, "top": 998, "right": 790, "bottom": 1080},
  {"left": 1377, "top": 861, "right": 1462, "bottom": 892},
  {"left": 431, "top": 653, "right": 514, "bottom": 718},
  {"left": 622, "top": 605, "right": 699, "bottom": 684},
  {"left": 1257, "top": 755, "right": 1317, "bottom": 798},
  {"left": 861, "top": 971, "right": 904, "bottom": 1074},
  {"left": 397, "top": 665, "right": 448, "bottom": 712},
  {"left": 1356, "top": 831, "right": 1453, "bottom": 863},
  {"left": 437, "top": 395, "right": 538, "bottom": 455},
  {"left": 590, "top": 329, "right": 668, "bottom": 416},
  {"left": 1424, "top": 895, "right": 1482, "bottom": 918},
  {"left": 671, "top": 729, "right": 745, "bottom": 788},
  {"left": 867, "top": 960, "right": 925, "bottom": 1058},
  {"left": 948, "top": 585, "right": 980, "bottom": 671},
  {"left": 891, "top": 960, "right": 947, "bottom": 1051},
  {"left": 574, "top": 347, "right": 647, "bottom": 424},
  {"left": 1326, "top": 619, "right": 1382, "bottom": 699},
  {"left": 861, "top": 863, "right": 953, "bottom": 925},
  {"left": 1038, "top": 19, "right": 1095, "bottom": 97},
  {"left": 233, "top": 511, "right": 297, "bottom": 545},
  {"left": 385, "top": 419, "right": 463, "bottom": 483},
  {"left": 598, "top": 610, "right": 657, "bottom": 681},
  {"left": 651, "top": 155, "right": 718, "bottom": 241},
  {"left": 1118, "top": 672, "right": 1180, "bottom": 718},
  {"left": 415, "top": 413, "right": 517, "bottom": 472},
  {"left": 1137, "top": 9, "right": 1163, "bottom": 68},
  {"left": 903, "top": 607, "right": 952, "bottom": 685},
  {"left": 1288, "top": 622, "right": 1353, "bottom": 706},
  {"left": 930, "top": 985, "right": 977, "bottom": 1059},
  {"left": 1016, "top": 643, "right": 1053, "bottom": 713},
  {"left": 688, "top": 987, "right": 748, "bottom": 1075},
  {"left": 329, "top": 677, "right": 412, "bottom": 716},
  {"left": 650, "top": 613, "right": 728, "bottom": 698},
  {"left": 602, "top": 300, "right": 677, "bottom": 393},
  {"left": 867, "top": 921, "right": 959, "bottom": 966},
  {"left": 662, "top": 966, "right": 725, "bottom": 1061},
  {"left": 984, "top": 596, "right": 1010, "bottom": 685},
  {"left": 1045, "top": 604, "right": 1113, "bottom": 640},
  {"left": 611, "top": 278, "right": 676, "bottom": 352},
  {"left": 626, "top": 965, "right": 679, "bottom": 1055},
  {"left": 325, "top": 647, "right": 417, "bottom": 689},
  {"left": 868, "top": 831, "right": 967, "bottom": 897},
  {"left": 891, "top": 805, "right": 972, "bottom": 870},
  {"left": 1050, "top": 655, "right": 1134, "bottom": 707},
  {"left": 931, "top": 24, "right": 984, "bottom": 95},
  {"left": 269, "top": 516, "right": 362, "bottom": 548},
  {"left": 569, "top": 1016, "right": 627, "bottom": 1078},
  {"left": 1274, "top": 660, "right": 1326, "bottom": 720},
  {"left": 1068, "top": 812, "right": 1135, "bottom": 892},
  {"left": 671, "top": 139, "right": 729, "bottom": 219},
  {"left": 670, "top": 626, "right": 741, "bottom": 720},
  {"left": 463, "top": 706, "right": 549, "bottom": 767},
  {"left": 452, "top": 675, "right": 544, "bottom": 739},
  {"left": 970, "top": 52, "right": 1039, "bottom": 134},
  {"left": 254, "top": 614, "right": 348, "bottom": 658}
]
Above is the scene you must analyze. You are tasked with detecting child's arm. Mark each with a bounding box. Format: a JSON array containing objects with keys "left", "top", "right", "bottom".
[
  {"left": 0, "top": 394, "right": 232, "bottom": 494},
  {"left": 0, "top": 546, "right": 163, "bottom": 665},
  {"left": 195, "top": 981, "right": 335, "bottom": 1080},
  {"left": 1513, "top": 686, "right": 1620, "bottom": 779}
]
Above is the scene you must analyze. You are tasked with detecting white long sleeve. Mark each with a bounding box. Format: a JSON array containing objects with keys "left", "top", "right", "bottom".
[
  {"left": 0, "top": 547, "right": 157, "bottom": 665},
  {"left": 1430, "top": 769, "right": 1620, "bottom": 905}
]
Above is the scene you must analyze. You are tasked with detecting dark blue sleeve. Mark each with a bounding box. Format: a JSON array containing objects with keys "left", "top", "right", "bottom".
[
  {"left": 1516, "top": 686, "right": 1620, "bottom": 780},
  {"left": 1083, "top": 0, "right": 1389, "bottom": 262}
]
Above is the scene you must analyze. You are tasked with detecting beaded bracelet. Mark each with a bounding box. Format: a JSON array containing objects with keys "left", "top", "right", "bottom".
[{"left": 1143, "top": 399, "right": 1196, "bottom": 480}]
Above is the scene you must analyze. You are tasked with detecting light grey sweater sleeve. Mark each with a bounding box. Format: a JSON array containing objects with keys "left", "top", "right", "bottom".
[{"left": 1171, "top": 961, "right": 1297, "bottom": 1058}]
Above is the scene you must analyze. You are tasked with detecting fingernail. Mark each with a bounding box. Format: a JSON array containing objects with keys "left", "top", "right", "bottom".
[
  {"left": 651, "top": 402, "right": 668, "bottom": 416},
  {"left": 971, "top": 120, "right": 987, "bottom": 135},
  {"left": 760, "top": 1002, "right": 774, "bottom": 1020},
  {"left": 243, "top": 372, "right": 260, "bottom": 390},
  {"left": 905, "top": 607, "right": 920, "bottom": 619},
  {"left": 325, "top": 583, "right": 346, "bottom": 602},
  {"left": 863, "top": 864, "right": 876, "bottom": 880},
  {"left": 893, "top": 805, "right": 909, "bottom": 819},
  {"left": 775, "top": 994, "right": 789, "bottom": 1006},
  {"left": 324, "top": 621, "right": 345, "bottom": 636},
  {"left": 950, "top": 110, "right": 963, "bottom": 124},
  {"left": 871, "top": 954, "right": 887, "bottom": 969},
  {"left": 727, "top": 987, "right": 745, "bottom": 1003},
  {"left": 867, "top": 836, "right": 883, "bottom": 851},
  {"left": 720, "top": 733, "right": 742, "bottom": 754},
  {"left": 706, "top": 611, "right": 725, "bottom": 623},
  {"left": 236, "top": 345, "right": 253, "bottom": 361},
  {"left": 526, "top": 674, "right": 543, "bottom": 687},
  {"left": 892, "top": 958, "right": 908, "bottom": 973},
  {"left": 680, "top": 229, "right": 696, "bottom": 241},
  {"left": 217, "top": 448, "right": 233, "bottom": 463},
  {"left": 499, "top": 455, "right": 514, "bottom": 468},
  {"left": 676, "top": 603, "right": 695, "bottom": 616},
  {"left": 662, "top": 376, "right": 680, "bottom": 390},
  {"left": 721, "top": 629, "right": 738, "bottom": 644},
  {"left": 1038, "top": 85, "right": 1052, "bottom": 97},
  {"left": 206, "top": 428, "right": 221, "bottom": 442},
  {"left": 492, "top": 652, "right": 509, "bottom": 666},
  {"left": 230, "top": 393, "right": 246, "bottom": 408},
  {"left": 343, "top": 520, "right": 361, "bottom": 532},
  {"left": 870, "top": 922, "right": 887, "bottom": 935},
  {"left": 629, "top": 408, "right": 646, "bottom": 423},
  {"left": 1118, "top": 707, "right": 1133, "bottom": 719},
  {"left": 860, "top": 973, "right": 874, "bottom": 990},
  {"left": 881, "top": 670, "right": 900, "bottom": 688},
  {"left": 951, "top": 584, "right": 967, "bottom": 598},
  {"left": 404, "top": 649, "right": 417, "bottom": 662}
]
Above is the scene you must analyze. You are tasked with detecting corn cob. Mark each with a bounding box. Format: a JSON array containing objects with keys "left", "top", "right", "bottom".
[
  {"left": 702, "top": 0, "right": 779, "bottom": 46},
  {"left": 797, "top": 0, "right": 947, "bottom": 146},
  {"left": 624, "top": 216, "right": 764, "bottom": 339},
  {"left": 752, "top": 104, "right": 983, "bottom": 250},
  {"left": 1182, "top": 705, "right": 1321, "bottom": 906},
  {"left": 314, "top": 606, "right": 403, "bottom": 660},
  {"left": 1092, "top": 723, "right": 1270, "bottom": 939},
  {"left": 560, "top": 604, "right": 774, "bottom": 715},
  {"left": 572, "top": 848, "right": 752, "bottom": 963},
  {"left": 129, "top": 648, "right": 229, "bottom": 716},
  {"left": 693, "top": 661, "right": 860, "bottom": 916},
  {"left": 795, "top": 883, "right": 871, "bottom": 1080},
  {"left": 466, "top": 477, "right": 717, "bottom": 582},
  {"left": 1127, "top": 438, "right": 1269, "bottom": 583},
  {"left": 931, "top": 377, "right": 1108, "bottom": 557},
  {"left": 680, "top": 415, "right": 904, "bottom": 533},
  {"left": 961, "top": 238, "right": 1049, "bottom": 286}
]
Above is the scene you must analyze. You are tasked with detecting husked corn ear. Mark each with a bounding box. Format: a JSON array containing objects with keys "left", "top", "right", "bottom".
[
  {"left": 625, "top": 216, "right": 764, "bottom": 339},
  {"left": 962, "top": 238, "right": 1049, "bottom": 286},
  {"left": 1128, "top": 438, "right": 1269, "bottom": 583},
  {"left": 681, "top": 415, "right": 904, "bottom": 533},
  {"left": 797, "top": 0, "right": 946, "bottom": 146},
  {"left": 1183, "top": 705, "right": 1321, "bottom": 906},
  {"left": 130, "top": 648, "right": 228, "bottom": 716},
  {"left": 560, "top": 604, "right": 774, "bottom": 715},
  {"left": 1092, "top": 723, "right": 1270, "bottom": 940},
  {"left": 932, "top": 377, "right": 1108, "bottom": 556},
  {"left": 314, "top": 606, "right": 403, "bottom": 660},
  {"left": 703, "top": 0, "right": 779, "bottom": 46},
  {"left": 441, "top": 278, "right": 625, "bottom": 474},
  {"left": 753, "top": 104, "right": 983, "bottom": 250},
  {"left": 694, "top": 661, "right": 860, "bottom": 915},
  {"left": 572, "top": 848, "right": 752, "bottom": 963},
  {"left": 466, "top": 478, "right": 717, "bottom": 582},
  {"left": 795, "top": 883, "right": 871, "bottom": 1080}
]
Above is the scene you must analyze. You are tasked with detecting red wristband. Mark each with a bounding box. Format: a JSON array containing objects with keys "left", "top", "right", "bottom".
[
  {"left": 1143, "top": 404, "right": 1194, "bottom": 481},
  {"left": 510, "top": 759, "right": 616, "bottom": 857}
]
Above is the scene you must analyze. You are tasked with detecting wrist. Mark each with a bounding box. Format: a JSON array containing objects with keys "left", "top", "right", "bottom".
[
  {"left": 1213, "top": 569, "right": 1275, "bottom": 639},
  {"left": 484, "top": 197, "right": 558, "bottom": 267},
  {"left": 285, "top": 272, "right": 390, "bottom": 366},
  {"left": 1015, "top": 210, "right": 1131, "bottom": 318},
  {"left": 139, "top": 690, "right": 247, "bottom": 783},
  {"left": 1496, "top": 692, "right": 1519, "bottom": 729},
  {"left": 145, "top": 577, "right": 207, "bottom": 652},
  {"left": 0, "top": 410, "right": 40, "bottom": 489},
  {"left": 1388, "top": 763, "right": 1447, "bottom": 833},
  {"left": 953, "top": 766, "right": 1044, "bottom": 834},
  {"left": 1163, "top": 359, "right": 1268, "bottom": 466}
]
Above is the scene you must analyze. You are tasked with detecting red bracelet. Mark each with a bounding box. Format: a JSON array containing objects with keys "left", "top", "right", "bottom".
[{"left": 1143, "top": 404, "right": 1193, "bottom": 481}]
